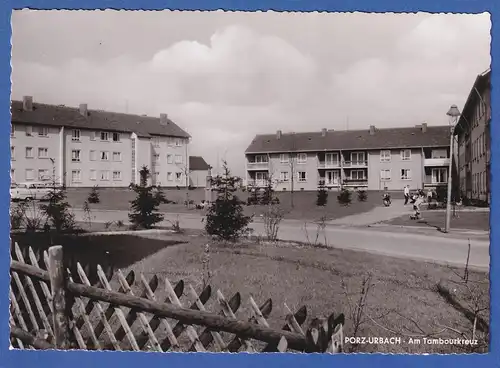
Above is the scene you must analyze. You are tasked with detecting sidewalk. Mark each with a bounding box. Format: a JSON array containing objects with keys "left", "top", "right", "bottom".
[{"left": 327, "top": 199, "right": 409, "bottom": 226}]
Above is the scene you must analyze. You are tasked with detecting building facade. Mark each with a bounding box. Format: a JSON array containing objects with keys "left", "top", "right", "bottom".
[
  {"left": 454, "top": 69, "right": 491, "bottom": 203},
  {"left": 11, "top": 96, "right": 191, "bottom": 188},
  {"left": 245, "top": 124, "right": 451, "bottom": 192},
  {"left": 188, "top": 156, "right": 211, "bottom": 188}
]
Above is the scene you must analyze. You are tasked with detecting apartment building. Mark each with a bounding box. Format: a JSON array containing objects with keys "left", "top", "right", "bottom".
[
  {"left": 11, "top": 96, "right": 191, "bottom": 188},
  {"left": 454, "top": 68, "right": 491, "bottom": 203},
  {"left": 244, "top": 124, "right": 451, "bottom": 192},
  {"left": 188, "top": 156, "right": 211, "bottom": 188}
]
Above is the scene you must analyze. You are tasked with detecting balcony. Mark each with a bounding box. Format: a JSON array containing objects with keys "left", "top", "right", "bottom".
[
  {"left": 424, "top": 158, "right": 450, "bottom": 167},
  {"left": 247, "top": 179, "right": 268, "bottom": 188},
  {"left": 247, "top": 161, "right": 269, "bottom": 170},
  {"left": 343, "top": 179, "right": 368, "bottom": 187},
  {"left": 343, "top": 160, "right": 368, "bottom": 168},
  {"left": 317, "top": 161, "right": 341, "bottom": 169}
]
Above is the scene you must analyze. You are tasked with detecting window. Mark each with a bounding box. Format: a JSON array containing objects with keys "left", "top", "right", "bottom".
[
  {"left": 350, "top": 152, "right": 365, "bottom": 164},
  {"left": 280, "top": 154, "right": 289, "bottom": 164},
  {"left": 167, "top": 172, "right": 173, "bottom": 181},
  {"left": 175, "top": 138, "right": 182, "bottom": 147},
  {"left": 351, "top": 170, "right": 365, "bottom": 180},
  {"left": 100, "top": 151, "right": 109, "bottom": 161},
  {"left": 167, "top": 154, "right": 173, "bottom": 164},
  {"left": 167, "top": 138, "right": 174, "bottom": 147},
  {"left": 297, "top": 153, "right": 307, "bottom": 164},
  {"left": 25, "top": 147, "right": 33, "bottom": 158},
  {"left": 71, "top": 170, "right": 82, "bottom": 183},
  {"left": 153, "top": 172, "right": 160, "bottom": 184},
  {"left": 91, "top": 132, "right": 97, "bottom": 141},
  {"left": 10, "top": 146, "right": 14, "bottom": 160},
  {"left": 112, "top": 171, "right": 122, "bottom": 181},
  {"left": 26, "top": 126, "right": 33, "bottom": 136},
  {"left": 175, "top": 155, "right": 183, "bottom": 164},
  {"left": 431, "top": 149, "right": 447, "bottom": 159},
  {"left": 38, "top": 147, "right": 48, "bottom": 158},
  {"left": 100, "top": 170, "right": 110, "bottom": 181},
  {"left": 89, "top": 170, "right": 97, "bottom": 181},
  {"left": 401, "top": 149, "right": 411, "bottom": 161},
  {"left": 297, "top": 171, "right": 307, "bottom": 182},
  {"left": 72, "top": 129, "right": 81, "bottom": 142},
  {"left": 71, "top": 149, "right": 81, "bottom": 162},
  {"left": 11, "top": 125, "right": 15, "bottom": 137},
  {"left": 152, "top": 137, "right": 160, "bottom": 147},
  {"left": 431, "top": 168, "right": 447, "bottom": 184},
  {"left": 380, "top": 150, "right": 391, "bottom": 162},
  {"left": 10, "top": 169, "right": 15, "bottom": 181},
  {"left": 25, "top": 169, "right": 35, "bottom": 181},
  {"left": 112, "top": 132, "right": 120, "bottom": 142},
  {"left": 89, "top": 150, "right": 97, "bottom": 161},
  {"left": 401, "top": 169, "right": 412, "bottom": 180},
  {"left": 153, "top": 154, "right": 160, "bottom": 163},
  {"left": 38, "top": 169, "right": 49, "bottom": 181},
  {"left": 380, "top": 169, "right": 391, "bottom": 181},
  {"left": 325, "top": 153, "right": 338, "bottom": 165},
  {"left": 37, "top": 126, "right": 49, "bottom": 137},
  {"left": 175, "top": 172, "right": 182, "bottom": 181},
  {"left": 280, "top": 171, "right": 289, "bottom": 182},
  {"left": 112, "top": 152, "right": 122, "bottom": 162},
  {"left": 254, "top": 155, "right": 269, "bottom": 163},
  {"left": 100, "top": 132, "right": 109, "bottom": 141}
]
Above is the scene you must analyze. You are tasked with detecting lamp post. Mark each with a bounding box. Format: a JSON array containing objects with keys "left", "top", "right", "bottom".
[{"left": 444, "top": 104, "right": 461, "bottom": 233}]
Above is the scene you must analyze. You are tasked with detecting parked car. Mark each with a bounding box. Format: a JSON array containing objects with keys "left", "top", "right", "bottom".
[{"left": 10, "top": 182, "right": 53, "bottom": 201}]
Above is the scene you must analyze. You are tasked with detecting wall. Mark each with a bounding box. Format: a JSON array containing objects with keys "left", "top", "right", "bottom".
[
  {"left": 10, "top": 123, "right": 62, "bottom": 183},
  {"left": 367, "top": 148, "right": 423, "bottom": 191},
  {"left": 268, "top": 152, "right": 319, "bottom": 191},
  {"left": 150, "top": 136, "right": 190, "bottom": 187},
  {"left": 64, "top": 128, "right": 133, "bottom": 187},
  {"left": 189, "top": 170, "right": 208, "bottom": 188}
]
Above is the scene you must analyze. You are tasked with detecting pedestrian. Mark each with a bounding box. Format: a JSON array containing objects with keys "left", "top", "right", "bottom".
[
  {"left": 404, "top": 185, "right": 410, "bottom": 205},
  {"left": 411, "top": 192, "right": 425, "bottom": 220},
  {"left": 427, "top": 188, "right": 433, "bottom": 203}
]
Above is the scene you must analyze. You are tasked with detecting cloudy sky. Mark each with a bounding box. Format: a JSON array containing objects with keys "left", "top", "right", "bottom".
[{"left": 11, "top": 11, "right": 490, "bottom": 175}]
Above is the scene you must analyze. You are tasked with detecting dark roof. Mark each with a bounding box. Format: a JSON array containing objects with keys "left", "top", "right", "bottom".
[
  {"left": 11, "top": 100, "right": 190, "bottom": 139},
  {"left": 454, "top": 68, "right": 491, "bottom": 136},
  {"left": 245, "top": 125, "right": 451, "bottom": 154},
  {"left": 189, "top": 156, "right": 210, "bottom": 171}
]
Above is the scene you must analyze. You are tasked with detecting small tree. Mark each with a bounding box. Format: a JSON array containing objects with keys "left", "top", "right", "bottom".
[
  {"left": 337, "top": 188, "right": 352, "bottom": 206},
  {"left": 357, "top": 189, "right": 367, "bottom": 202},
  {"left": 205, "top": 161, "right": 252, "bottom": 241},
  {"left": 129, "top": 166, "right": 168, "bottom": 229},
  {"left": 87, "top": 185, "right": 100, "bottom": 204},
  {"left": 247, "top": 186, "right": 261, "bottom": 205},
  {"left": 316, "top": 183, "right": 328, "bottom": 206},
  {"left": 39, "top": 178, "right": 76, "bottom": 232}
]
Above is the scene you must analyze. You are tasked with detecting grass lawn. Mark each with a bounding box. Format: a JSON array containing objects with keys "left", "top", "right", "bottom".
[
  {"left": 65, "top": 187, "right": 381, "bottom": 221},
  {"left": 114, "top": 232, "right": 489, "bottom": 354},
  {"left": 384, "top": 210, "right": 490, "bottom": 232}
]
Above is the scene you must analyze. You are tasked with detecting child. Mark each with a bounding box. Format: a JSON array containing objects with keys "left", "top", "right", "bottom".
[{"left": 410, "top": 193, "right": 424, "bottom": 220}]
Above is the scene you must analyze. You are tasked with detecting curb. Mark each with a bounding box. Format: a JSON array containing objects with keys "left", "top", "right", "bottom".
[{"left": 368, "top": 223, "right": 489, "bottom": 236}]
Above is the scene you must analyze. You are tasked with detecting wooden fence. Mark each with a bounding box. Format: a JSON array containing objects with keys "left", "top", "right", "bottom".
[{"left": 10, "top": 242, "right": 344, "bottom": 353}]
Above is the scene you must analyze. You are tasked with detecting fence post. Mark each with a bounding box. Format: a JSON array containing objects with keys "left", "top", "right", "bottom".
[{"left": 48, "top": 245, "right": 70, "bottom": 349}]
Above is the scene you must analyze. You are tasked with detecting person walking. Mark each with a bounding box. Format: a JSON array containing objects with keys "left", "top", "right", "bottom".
[{"left": 403, "top": 185, "right": 410, "bottom": 205}]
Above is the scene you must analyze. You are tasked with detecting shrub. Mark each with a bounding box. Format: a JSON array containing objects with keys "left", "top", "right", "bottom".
[
  {"left": 10, "top": 202, "right": 27, "bottom": 230},
  {"left": 263, "top": 205, "right": 285, "bottom": 241},
  {"left": 204, "top": 162, "right": 252, "bottom": 241},
  {"left": 247, "top": 187, "right": 261, "bottom": 206},
  {"left": 129, "top": 166, "right": 169, "bottom": 229},
  {"left": 436, "top": 185, "right": 447, "bottom": 203},
  {"left": 87, "top": 185, "right": 100, "bottom": 204},
  {"left": 357, "top": 189, "right": 367, "bottom": 202},
  {"left": 39, "top": 182, "right": 76, "bottom": 232},
  {"left": 316, "top": 184, "right": 328, "bottom": 206},
  {"left": 337, "top": 188, "right": 352, "bottom": 206}
]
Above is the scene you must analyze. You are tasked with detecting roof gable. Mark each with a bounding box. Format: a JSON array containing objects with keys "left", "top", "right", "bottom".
[{"left": 189, "top": 156, "right": 210, "bottom": 171}]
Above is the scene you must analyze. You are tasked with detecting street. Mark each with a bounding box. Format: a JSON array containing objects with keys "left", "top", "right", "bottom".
[{"left": 72, "top": 209, "right": 490, "bottom": 271}]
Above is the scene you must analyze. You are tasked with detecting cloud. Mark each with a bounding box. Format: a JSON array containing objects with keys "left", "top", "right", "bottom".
[{"left": 11, "top": 13, "right": 491, "bottom": 177}]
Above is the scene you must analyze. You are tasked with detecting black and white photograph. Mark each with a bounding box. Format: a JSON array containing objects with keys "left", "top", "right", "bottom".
[{"left": 9, "top": 10, "right": 491, "bottom": 353}]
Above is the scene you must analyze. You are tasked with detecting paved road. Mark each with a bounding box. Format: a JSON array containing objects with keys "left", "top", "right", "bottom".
[{"left": 72, "top": 209, "right": 490, "bottom": 271}]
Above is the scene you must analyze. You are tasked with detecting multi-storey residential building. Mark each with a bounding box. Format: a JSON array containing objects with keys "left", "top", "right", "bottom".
[
  {"left": 245, "top": 124, "right": 452, "bottom": 192},
  {"left": 454, "top": 69, "right": 491, "bottom": 203},
  {"left": 10, "top": 96, "right": 191, "bottom": 188}
]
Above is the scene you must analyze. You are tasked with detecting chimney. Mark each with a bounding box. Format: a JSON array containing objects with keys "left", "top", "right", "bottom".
[
  {"left": 369, "top": 125, "right": 376, "bottom": 135},
  {"left": 421, "top": 122, "right": 427, "bottom": 133},
  {"left": 160, "top": 113, "right": 168, "bottom": 125},
  {"left": 22, "top": 96, "right": 33, "bottom": 111},
  {"left": 321, "top": 128, "right": 327, "bottom": 137},
  {"left": 79, "top": 103, "right": 88, "bottom": 117},
  {"left": 276, "top": 130, "right": 282, "bottom": 139}
]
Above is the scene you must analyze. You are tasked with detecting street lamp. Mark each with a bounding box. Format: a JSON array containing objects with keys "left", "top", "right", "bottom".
[{"left": 444, "top": 104, "right": 461, "bottom": 233}]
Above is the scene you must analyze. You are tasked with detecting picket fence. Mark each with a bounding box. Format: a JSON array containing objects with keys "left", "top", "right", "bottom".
[{"left": 10, "top": 242, "right": 344, "bottom": 353}]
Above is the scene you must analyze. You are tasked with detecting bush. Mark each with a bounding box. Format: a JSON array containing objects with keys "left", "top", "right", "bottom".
[
  {"left": 316, "top": 185, "right": 328, "bottom": 206},
  {"left": 247, "top": 188, "right": 261, "bottom": 206},
  {"left": 204, "top": 162, "right": 252, "bottom": 241},
  {"left": 128, "top": 166, "right": 169, "bottom": 229},
  {"left": 436, "top": 185, "right": 447, "bottom": 203},
  {"left": 337, "top": 188, "right": 352, "bottom": 206},
  {"left": 357, "top": 189, "right": 367, "bottom": 202},
  {"left": 40, "top": 182, "right": 76, "bottom": 232},
  {"left": 263, "top": 205, "right": 285, "bottom": 241},
  {"left": 10, "top": 202, "right": 27, "bottom": 230},
  {"left": 87, "top": 185, "right": 100, "bottom": 204}
]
